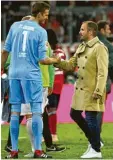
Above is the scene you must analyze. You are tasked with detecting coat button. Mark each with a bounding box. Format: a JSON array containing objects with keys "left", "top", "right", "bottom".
[
  {"left": 96, "top": 88, "right": 99, "bottom": 92},
  {"left": 76, "top": 76, "right": 79, "bottom": 79},
  {"left": 78, "top": 66, "right": 80, "bottom": 69},
  {"left": 81, "top": 77, "right": 83, "bottom": 80},
  {"left": 85, "top": 56, "right": 87, "bottom": 59},
  {"left": 82, "top": 67, "right": 85, "bottom": 69},
  {"left": 76, "top": 87, "right": 78, "bottom": 90},
  {"left": 80, "top": 88, "right": 83, "bottom": 90}
]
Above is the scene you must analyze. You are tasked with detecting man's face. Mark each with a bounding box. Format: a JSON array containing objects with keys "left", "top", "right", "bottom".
[
  {"left": 39, "top": 9, "right": 49, "bottom": 24},
  {"left": 104, "top": 24, "right": 111, "bottom": 37},
  {"left": 79, "top": 23, "right": 89, "bottom": 41}
]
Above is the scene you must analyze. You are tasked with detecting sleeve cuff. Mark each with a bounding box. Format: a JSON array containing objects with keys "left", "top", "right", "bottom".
[{"left": 94, "top": 88, "right": 102, "bottom": 96}]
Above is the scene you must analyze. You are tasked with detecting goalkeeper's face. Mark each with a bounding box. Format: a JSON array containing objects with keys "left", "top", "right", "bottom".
[{"left": 38, "top": 9, "right": 49, "bottom": 24}]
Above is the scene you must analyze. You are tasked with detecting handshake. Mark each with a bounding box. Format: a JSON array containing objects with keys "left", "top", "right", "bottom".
[{"left": 51, "top": 54, "right": 61, "bottom": 64}]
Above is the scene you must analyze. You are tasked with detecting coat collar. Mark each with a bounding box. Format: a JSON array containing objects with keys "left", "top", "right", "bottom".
[
  {"left": 86, "top": 36, "right": 100, "bottom": 47},
  {"left": 76, "top": 37, "right": 99, "bottom": 54}
]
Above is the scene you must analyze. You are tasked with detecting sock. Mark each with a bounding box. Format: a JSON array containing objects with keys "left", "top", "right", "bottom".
[
  {"left": 26, "top": 118, "right": 35, "bottom": 152},
  {"left": 10, "top": 114, "right": 19, "bottom": 151},
  {"left": 32, "top": 114, "right": 43, "bottom": 150},
  {"left": 43, "top": 109, "right": 53, "bottom": 148},
  {"left": 7, "top": 116, "right": 24, "bottom": 147},
  {"left": 48, "top": 112, "right": 57, "bottom": 135}
]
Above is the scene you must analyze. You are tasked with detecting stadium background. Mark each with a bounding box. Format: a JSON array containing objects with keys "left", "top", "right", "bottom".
[{"left": 1, "top": 1, "right": 113, "bottom": 159}]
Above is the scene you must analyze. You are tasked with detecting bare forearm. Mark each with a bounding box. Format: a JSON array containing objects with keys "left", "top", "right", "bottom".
[
  {"left": 40, "top": 57, "right": 59, "bottom": 65},
  {"left": 1, "top": 50, "right": 9, "bottom": 70}
]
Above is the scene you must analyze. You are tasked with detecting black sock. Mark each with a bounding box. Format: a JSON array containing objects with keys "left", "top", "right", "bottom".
[{"left": 43, "top": 108, "right": 53, "bottom": 148}]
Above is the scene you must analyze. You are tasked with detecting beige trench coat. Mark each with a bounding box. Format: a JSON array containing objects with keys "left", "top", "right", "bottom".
[{"left": 56, "top": 37, "right": 108, "bottom": 112}]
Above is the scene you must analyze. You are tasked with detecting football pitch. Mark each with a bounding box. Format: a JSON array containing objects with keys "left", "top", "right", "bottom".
[{"left": 1, "top": 123, "right": 113, "bottom": 159}]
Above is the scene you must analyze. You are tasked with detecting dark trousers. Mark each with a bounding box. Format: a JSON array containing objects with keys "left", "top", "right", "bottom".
[
  {"left": 70, "top": 108, "right": 100, "bottom": 152},
  {"left": 97, "top": 112, "right": 103, "bottom": 133},
  {"left": 1, "top": 77, "right": 9, "bottom": 102},
  {"left": 43, "top": 108, "right": 53, "bottom": 147},
  {"left": 109, "top": 66, "right": 113, "bottom": 83}
]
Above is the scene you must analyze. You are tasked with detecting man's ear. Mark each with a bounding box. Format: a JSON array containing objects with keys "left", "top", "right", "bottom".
[
  {"left": 100, "top": 28, "right": 105, "bottom": 34},
  {"left": 89, "top": 30, "right": 93, "bottom": 36},
  {"left": 37, "top": 12, "right": 41, "bottom": 18}
]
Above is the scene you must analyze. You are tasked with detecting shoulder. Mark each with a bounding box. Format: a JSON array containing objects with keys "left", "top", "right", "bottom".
[
  {"left": 104, "top": 40, "right": 113, "bottom": 51},
  {"left": 99, "top": 37, "right": 113, "bottom": 50},
  {"left": 94, "top": 41, "right": 108, "bottom": 58},
  {"left": 96, "top": 40, "right": 108, "bottom": 52},
  {"left": 34, "top": 26, "right": 47, "bottom": 41},
  {"left": 12, "top": 21, "right": 21, "bottom": 27},
  {"left": 7, "top": 22, "right": 21, "bottom": 34},
  {"left": 37, "top": 25, "right": 47, "bottom": 35},
  {"left": 9, "top": 21, "right": 20, "bottom": 30}
]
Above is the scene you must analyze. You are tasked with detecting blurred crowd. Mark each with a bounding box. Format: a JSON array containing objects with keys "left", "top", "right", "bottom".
[
  {"left": 1, "top": 1, "right": 113, "bottom": 84},
  {"left": 1, "top": 1, "right": 113, "bottom": 43}
]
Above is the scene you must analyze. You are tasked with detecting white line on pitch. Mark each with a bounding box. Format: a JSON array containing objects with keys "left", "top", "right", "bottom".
[{"left": 2, "top": 137, "right": 27, "bottom": 140}]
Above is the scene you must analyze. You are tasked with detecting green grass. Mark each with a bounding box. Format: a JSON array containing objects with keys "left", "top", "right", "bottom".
[{"left": 1, "top": 123, "right": 113, "bottom": 159}]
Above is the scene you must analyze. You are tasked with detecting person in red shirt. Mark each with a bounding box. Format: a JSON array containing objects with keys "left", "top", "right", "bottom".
[{"left": 47, "top": 29, "right": 66, "bottom": 142}]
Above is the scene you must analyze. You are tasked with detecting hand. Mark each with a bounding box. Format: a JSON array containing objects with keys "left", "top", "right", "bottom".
[
  {"left": 92, "top": 93, "right": 101, "bottom": 100},
  {"left": 1, "top": 73, "right": 8, "bottom": 79},
  {"left": 48, "top": 87, "right": 53, "bottom": 95},
  {"left": 52, "top": 54, "right": 61, "bottom": 64},
  {"left": 55, "top": 55, "right": 61, "bottom": 63}
]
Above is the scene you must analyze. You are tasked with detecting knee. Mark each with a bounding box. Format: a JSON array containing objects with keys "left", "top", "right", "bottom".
[
  {"left": 47, "top": 107, "right": 56, "bottom": 116},
  {"left": 26, "top": 114, "right": 32, "bottom": 120},
  {"left": 10, "top": 114, "right": 19, "bottom": 126},
  {"left": 86, "top": 111, "right": 97, "bottom": 122},
  {"left": 70, "top": 109, "right": 82, "bottom": 122},
  {"left": 11, "top": 104, "right": 21, "bottom": 113},
  {"left": 32, "top": 113, "right": 42, "bottom": 118},
  {"left": 47, "top": 107, "right": 56, "bottom": 113},
  {"left": 30, "top": 102, "right": 42, "bottom": 114}
]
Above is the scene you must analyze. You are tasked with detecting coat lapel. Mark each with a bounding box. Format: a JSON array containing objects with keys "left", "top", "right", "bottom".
[
  {"left": 76, "top": 42, "right": 86, "bottom": 54},
  {"left": 76, "top": 37, "right": 100, "bottom": 55}
]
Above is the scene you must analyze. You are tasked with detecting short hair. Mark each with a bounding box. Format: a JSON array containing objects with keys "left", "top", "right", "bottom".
[
  {"left": 97, "top": 20, "right": 109, "bottom": 31},
  {"left": 31, "top": 2, "right": 50, "bottom": 17},
  {"left": 83, "top": 21, "right": 98, "bottom": 36},
  {"left": 43, "top": 1, "right": 50, "bottom": 6}
]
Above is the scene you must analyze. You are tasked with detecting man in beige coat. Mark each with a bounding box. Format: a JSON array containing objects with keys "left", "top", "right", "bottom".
[{"left": 55, "top": 21, "right": 108, "bottom": 158}]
